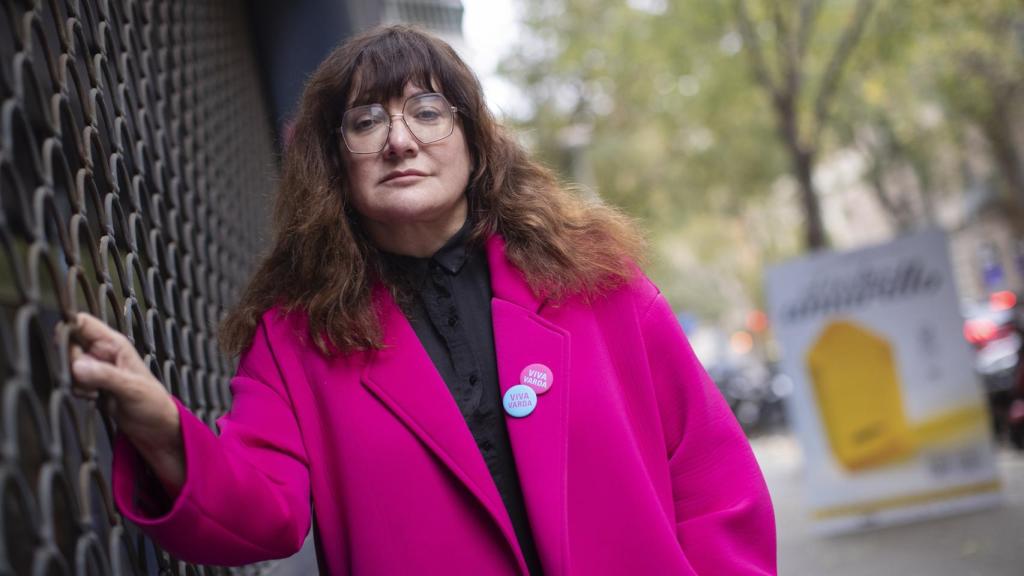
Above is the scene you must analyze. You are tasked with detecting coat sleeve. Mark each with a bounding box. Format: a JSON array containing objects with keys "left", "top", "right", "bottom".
[
  {"left": 111, "top": 319, "right": 312, "bottom": 566},
  {"left": 638, "top": 287, "right": 777, "bottom": 575}
]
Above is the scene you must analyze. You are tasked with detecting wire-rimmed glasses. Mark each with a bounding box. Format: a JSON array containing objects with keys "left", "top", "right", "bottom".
[{"left": 339, "top": 92, "right": 459, "bottom": 154}]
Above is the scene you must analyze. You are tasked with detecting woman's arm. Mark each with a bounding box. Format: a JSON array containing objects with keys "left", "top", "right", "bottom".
[
  {"left": 638, "top": 291, "right": 777, "bottom": 575},
  {"left": 71, "top": 313, "right": 312, "bottom": 565}
]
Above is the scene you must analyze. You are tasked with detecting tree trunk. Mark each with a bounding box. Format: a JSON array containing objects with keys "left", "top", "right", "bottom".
[
  {"left": 908, "top": 154, "right": 937, "bottom": 227},
  {"left": 862, "top": 147, "right": 913, "bottom": 233},
  {"left": 791, "top": 146, "right": 828, "bottom": 250},
  {"left": 983, "top": 92, "right": 1024, "bottom": 206},
  {"left": 774, "top": 93, "right": 828, "bottom": 250}
]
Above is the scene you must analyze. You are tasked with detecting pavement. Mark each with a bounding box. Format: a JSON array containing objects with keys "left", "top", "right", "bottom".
[
  {"left": 751, "top": 433, "right": 1024, "bottom": 576},
  {"left": 269, "top": 432, "right": 1024, "bottom": 575}
]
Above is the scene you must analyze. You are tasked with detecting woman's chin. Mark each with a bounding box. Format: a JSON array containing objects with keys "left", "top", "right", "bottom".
[
  {"left": 363, "top": 204, "right": 461, "bottom": 230},
  {"left": 364, "top": 194, "right": 466, "bottom": 228}
]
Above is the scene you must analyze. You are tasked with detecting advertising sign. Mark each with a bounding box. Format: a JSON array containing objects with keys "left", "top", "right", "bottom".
[{"left": 765, "top": 230, "right": 1002, "bottom": 534}]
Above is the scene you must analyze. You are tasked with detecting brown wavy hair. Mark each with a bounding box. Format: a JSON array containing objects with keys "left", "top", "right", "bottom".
[{"left": 219, "top": 25, "right": 645, "bottom": 357}]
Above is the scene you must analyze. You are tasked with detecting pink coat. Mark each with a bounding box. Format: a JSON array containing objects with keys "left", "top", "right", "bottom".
[{"left": 112, "top": 236, "right": 776, "bottom": 574}]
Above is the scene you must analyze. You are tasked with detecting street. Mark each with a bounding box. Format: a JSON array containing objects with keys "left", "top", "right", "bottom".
[{"left": 752, "top": 434, "right": 1024, "bottom": 576}]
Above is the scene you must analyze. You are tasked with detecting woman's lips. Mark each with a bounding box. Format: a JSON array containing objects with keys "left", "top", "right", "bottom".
[
  {"left": 381, "top": 169, "right": 427, "bottom": 183},
  {"left": 382, "top": 174, "right": 425, "bottom": 185}
]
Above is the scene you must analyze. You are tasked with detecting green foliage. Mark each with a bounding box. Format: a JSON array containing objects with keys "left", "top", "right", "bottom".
[
  {"left": 500, "top": 0, "right": 1024, "bottom": 322},
  {"left": 501, "top": 0, "right": 788, "bottom": 227}
]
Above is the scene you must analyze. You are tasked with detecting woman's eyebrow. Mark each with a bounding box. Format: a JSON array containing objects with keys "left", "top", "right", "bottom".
[
  {"left": 346, "top": 82, "right": 437, "bottom": 108},
  {"left": 347, "top": 95, "right": 377, "bottom": 107}
]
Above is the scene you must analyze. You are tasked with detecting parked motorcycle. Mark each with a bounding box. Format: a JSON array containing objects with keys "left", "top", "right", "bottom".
[
  {"left": 710, "top": 360, "right": 791, "bottom": 435},
  {"left": 963, "top": 291, "right": 1024, "bottom": 448}
]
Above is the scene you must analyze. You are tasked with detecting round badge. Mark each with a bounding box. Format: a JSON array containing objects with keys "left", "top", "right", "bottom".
[
  {"left": 503, "top": 384, "right": 538, "bottom": 418},
  {"left": 519, "top": 363, "right": 553, "bottom": 395}
]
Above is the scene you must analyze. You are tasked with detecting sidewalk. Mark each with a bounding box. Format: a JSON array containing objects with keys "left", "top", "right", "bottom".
[{"left": 751, "top": 434, "right": 1024, "bottom": 576}]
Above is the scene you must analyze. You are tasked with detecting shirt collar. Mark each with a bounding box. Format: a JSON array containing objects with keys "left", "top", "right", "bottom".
[
  {"left": 380, "top": 217, "right": 473, "bottom": 284},
  {"left": 431, "top": 217, "right": 472, "bottom": 274}
]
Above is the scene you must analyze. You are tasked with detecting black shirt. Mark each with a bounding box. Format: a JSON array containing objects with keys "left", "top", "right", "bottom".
[{"left": 380, "top": 223, "right": 544, "bottom": 575}]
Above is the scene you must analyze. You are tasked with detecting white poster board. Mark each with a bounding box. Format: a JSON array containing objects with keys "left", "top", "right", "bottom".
[{"left": 765, "top": 230, "right": 1002, "bottom": 534}]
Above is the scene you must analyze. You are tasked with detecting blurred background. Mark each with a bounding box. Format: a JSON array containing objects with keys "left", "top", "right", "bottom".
[
  {"left": 481, "top": 2, "right": 1024, "bottom": 574},
  {"left": 1, "top": 0, "right": 1022, "bottom": 574},
  {"left": 265, "top": 1, "right": 1024, "bottom": 573}
]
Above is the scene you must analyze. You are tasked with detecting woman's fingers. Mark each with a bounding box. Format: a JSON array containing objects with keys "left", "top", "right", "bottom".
[
  {"left": 73, "top": 313, "right": 127, "bottom": 357},
  {"left": 68, "top": 344, "right": 99, "bottom": 400},
  {"left": 72, "top": 312, "right": 118, "bottom": 343},
  {"left": 72, "top": 313, "right": 147, "bottom": 371},
  {"left": 70, "top": 313, "right": 145, "bottom": 396},
  {"left": 71, "top": 353, "right": 132, "bottom": 392},
  {"left": 70, "top": 384, "right": 100, "bottom": 401}
]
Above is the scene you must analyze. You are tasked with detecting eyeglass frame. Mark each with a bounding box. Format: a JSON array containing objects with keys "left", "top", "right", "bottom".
[{"left": 337, "top": 92, "right": 460, "bottom": 154}]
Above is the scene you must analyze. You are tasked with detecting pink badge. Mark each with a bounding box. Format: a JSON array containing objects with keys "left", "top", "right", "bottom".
[{"left": 520, "top": 363, "right": 553, "bottom": 395}]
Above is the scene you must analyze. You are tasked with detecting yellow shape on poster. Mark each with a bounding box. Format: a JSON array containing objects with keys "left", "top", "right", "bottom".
[
  {"left": 806, "top": 320, "right": 915, "bottom": 471},
  {"left": 807, "top": 320, "right": 989, "bottom": 472}
]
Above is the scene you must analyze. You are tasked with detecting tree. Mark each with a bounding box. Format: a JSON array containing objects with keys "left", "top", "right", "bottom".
[
  {"left": 827, "top": 0, "right": 1024, "bottom": 229},
  {"left": 731, "top": 0, "right": 877, "bottom": 249},
  {"left": 499, "top": 0, "right": 1023, "bottom": 320},
  {"left": 829, "top": 2, "right": 946, "bottom": 232},
  {"left": 919, "top": 0, "right": 1024, "bottom": 205},
  {"left": 501, "top": 0, "right": 789, "bottom": 222}
]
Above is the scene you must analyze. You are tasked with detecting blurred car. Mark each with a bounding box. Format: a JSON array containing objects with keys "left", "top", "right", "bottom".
[
  {"left": 708, "top": 360, "right": 790, "bottom": 435},
  {"left": 963, "top": 291, "right": 1023, "bottom": 445}
]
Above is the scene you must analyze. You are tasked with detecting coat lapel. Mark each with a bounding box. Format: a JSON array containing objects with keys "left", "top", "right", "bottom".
[
  {"left": 359, "top": 237, "right": 571, "bottom": 575},
  {"left": 487, "top": 236, "right": 571, "bottom": 575},
  {"left": 360, "top": 285, "right": 528, "bottom": 573}
]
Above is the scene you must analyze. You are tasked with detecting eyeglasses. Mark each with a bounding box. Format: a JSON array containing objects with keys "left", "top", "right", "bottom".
[{"left": 339, "top": 92, "right": 459, "bottom": 154}]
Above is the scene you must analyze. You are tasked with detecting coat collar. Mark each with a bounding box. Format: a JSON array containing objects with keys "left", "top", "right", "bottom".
[
  {"left": 484, "top": 235, "right": 545, "bottom": 313},
  {"left": 360, "top": 235, "right": 569, "bottom": 575}
]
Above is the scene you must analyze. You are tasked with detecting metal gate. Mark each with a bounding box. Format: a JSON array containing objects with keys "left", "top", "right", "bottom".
[{"left": 0, "top": 0, "right": 276, "bottom": 573}]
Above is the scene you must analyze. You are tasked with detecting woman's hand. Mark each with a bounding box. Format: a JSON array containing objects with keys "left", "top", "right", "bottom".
[{"left": 70, "top": 312, "right": 185, "bottom": 496}]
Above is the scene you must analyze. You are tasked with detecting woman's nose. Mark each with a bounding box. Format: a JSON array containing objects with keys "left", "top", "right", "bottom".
[{"left": 384, "top": 115, "right": 418, "bottom": 157}]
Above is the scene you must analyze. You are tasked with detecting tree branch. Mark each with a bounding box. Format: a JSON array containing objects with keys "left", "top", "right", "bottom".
[
  {"left": 769, "top": 0, "right": 801, "bottom": 99},
  {"left": 856, "top": 131, "right": 912, "bottom": 231},
  {"left": 796, "top": 0, "right": 822, "bottom": 61},
  {"left": 733, "top": 0, "right": 780, "bottom": 101},
  {"left": 811, "top": 0, "right": 876, "bottom": 146}
]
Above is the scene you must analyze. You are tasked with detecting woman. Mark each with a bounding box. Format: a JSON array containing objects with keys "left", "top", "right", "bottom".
[{"left": 70, "top": 25, "right": 775, "bottom": 575}]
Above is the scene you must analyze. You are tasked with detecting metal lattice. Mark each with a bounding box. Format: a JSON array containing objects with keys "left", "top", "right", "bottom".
[{"left": 0, "top": 0, "right": 276, "bottom": 573}]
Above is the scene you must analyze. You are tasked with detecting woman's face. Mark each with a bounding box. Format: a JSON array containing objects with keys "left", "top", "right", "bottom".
[{"left": 341, "top": 82, "right": 472, "bottom": 236}]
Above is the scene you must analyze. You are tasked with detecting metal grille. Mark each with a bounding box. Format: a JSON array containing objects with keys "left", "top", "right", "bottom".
[{"left": 0, "top": 0, "right": 276, "bottom": 573}]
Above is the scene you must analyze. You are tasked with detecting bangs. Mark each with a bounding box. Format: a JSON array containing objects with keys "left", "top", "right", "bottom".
[{"left": 346, "top": 31, "right": 450, "bottom": 106}]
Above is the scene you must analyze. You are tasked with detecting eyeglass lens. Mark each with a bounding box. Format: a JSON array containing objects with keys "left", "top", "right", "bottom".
[{"left": 342, "top": 93, "right": 455, "bottom": 153}]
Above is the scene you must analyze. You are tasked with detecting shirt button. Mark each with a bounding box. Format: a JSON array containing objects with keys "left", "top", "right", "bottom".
[
  {"left": 469, "top": 374, "right": 479, "bottom": 385},
  {"left": 448, "top": 316, "right": 458, "bottom": 326}
]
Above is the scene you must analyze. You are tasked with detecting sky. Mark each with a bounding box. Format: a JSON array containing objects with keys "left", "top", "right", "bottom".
[{"left": 460, "top": 0, "right": 527, "bottom": 118}]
